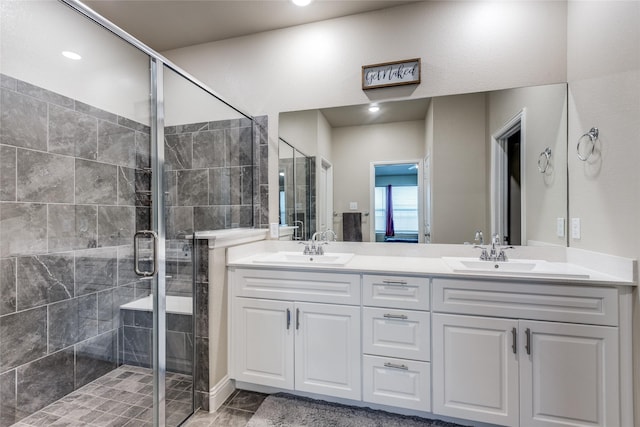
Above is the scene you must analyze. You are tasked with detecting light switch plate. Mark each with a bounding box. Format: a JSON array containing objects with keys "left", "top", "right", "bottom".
[
  {"left": 571, "top": 218, "right": 581, "bottom": 239},
  {"left": 556, "top": 218, "right": 565, "bottom": 238},
  {"left": 349, "top": 202, "right": 358, "bottom": 210}
]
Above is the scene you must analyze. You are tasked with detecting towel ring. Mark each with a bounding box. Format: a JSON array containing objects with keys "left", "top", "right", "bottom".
[
  {"left": 537, "top": 147, "right": 551, "bottom": 173},
  {"left": 577, "top": 127, "right": 598, "bottom": 161}
]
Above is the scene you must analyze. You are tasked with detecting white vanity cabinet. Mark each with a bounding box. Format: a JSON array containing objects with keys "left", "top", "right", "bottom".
[
  {"left": 230, "top": 268, "right": 361, "bottom": 400},
  {"left": 432, "top": 278, "right": 620, "bottom": 427},
  {"left": 361, "top": 275, "right": 431, "bottom": 412}
]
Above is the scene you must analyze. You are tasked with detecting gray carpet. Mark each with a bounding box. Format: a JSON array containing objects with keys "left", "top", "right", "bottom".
[{"left": 246, "top": 393, "right": 469, "bottom": 427}]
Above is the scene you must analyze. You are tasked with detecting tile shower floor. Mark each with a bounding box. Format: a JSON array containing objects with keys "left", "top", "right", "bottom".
[{"left": 12, "top": 365, "right": 193, "bottom": 427}]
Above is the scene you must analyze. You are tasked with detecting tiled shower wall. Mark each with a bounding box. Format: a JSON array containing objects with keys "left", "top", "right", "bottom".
[
  {"left": 0, "top": 74, "right": 152, "bottom": 426},
  {"left": 159, "top": 116, "right": 269, "bottom": 410},
  {"left": 163, "top": 115, "right": 269, "bottom": 298},
  {"left": 0, "top": 73, "right": 269, "bottom": 425}
]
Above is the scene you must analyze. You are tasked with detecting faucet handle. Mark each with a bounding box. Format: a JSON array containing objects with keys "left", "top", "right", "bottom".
[
  {"left": 473, "top": 245, "right": 489, "bottom": 261},
  {"left": 299, "top": 241, "right": 311, "bottom": 254},
  {"left": 497, "top": 246, "right": 514, "bottom": 261}
]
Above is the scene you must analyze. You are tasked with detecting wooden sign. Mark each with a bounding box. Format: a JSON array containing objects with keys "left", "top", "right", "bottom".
[{"left": 362, "top": 58, "right": 421, "bottom": 90}]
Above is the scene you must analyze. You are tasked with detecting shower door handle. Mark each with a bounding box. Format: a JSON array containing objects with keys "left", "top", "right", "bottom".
[{"left": 134, "top": 230, "right": 157, "bottom": 277}]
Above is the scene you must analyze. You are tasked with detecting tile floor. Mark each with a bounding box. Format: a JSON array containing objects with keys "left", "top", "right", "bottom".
[
  {"left": 11, "top": 365, "right": 193, "bottom": 427},
  {"left": 184, "top": 390, "right": 267, "bottom": 427}
]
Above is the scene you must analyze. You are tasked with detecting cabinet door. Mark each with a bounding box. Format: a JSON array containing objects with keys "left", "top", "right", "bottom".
[
  {"left": 519, "top": 321, "right": 619, "bottom": 427},
  {"left": 294, "top": 302, "right": 361, "bottom": 400},
  {"left": 232, "top": 298, "right": 294, "bottom": 389},
  {"left": 432, "top": 313, "right": 519, "bottom": 426}
]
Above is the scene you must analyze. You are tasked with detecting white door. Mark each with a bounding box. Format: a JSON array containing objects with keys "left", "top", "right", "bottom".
[
  {"left": 432, "top": 313, "right": 519, "bottom": 426},
  {"left": 232, "top": 298, "right": 294, "bottom": 389},
  {"left": 294, "top": 302, "right": 361, "bottom": 400},
  {"left": 519, "top": 321, "right": 619, "bottom": 427}
]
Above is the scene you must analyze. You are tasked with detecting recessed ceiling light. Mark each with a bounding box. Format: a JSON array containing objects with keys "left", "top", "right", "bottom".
[
  {"left": 62, "top": 51, "right": 82, "bottom": 60},
  {"left": 279, "top": 172, "right": 285, "bottom": 176},
  {"left": 368, "top": 105, "right": 380, "bottom": 113},
  {"left": 292, "top": 0, "right": 312, "bottom": 6}
]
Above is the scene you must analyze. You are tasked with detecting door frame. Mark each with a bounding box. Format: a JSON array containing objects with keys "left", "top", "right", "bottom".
[
  {"left": 369, "top": 159, "right": 424, "bottom": 243},
  {"left": 490, "top": 109, "right": 526, "bottom": 245}
]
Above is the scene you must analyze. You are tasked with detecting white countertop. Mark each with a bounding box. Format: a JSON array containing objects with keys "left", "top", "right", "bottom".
[{"left": 227, "top": 241, "right": 636, "bottom": 286}]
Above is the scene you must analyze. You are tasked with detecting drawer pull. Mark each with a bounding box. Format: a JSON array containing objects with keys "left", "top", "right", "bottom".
[
  {"left": 382, "top": 280, "right": 408, "bottom": 286},
  {"left": 296, "top": 308, "right": 300, "bottom": 330},
  {"left": 384, "top": 362, "right": 409, "bottom": 370},
  {"left": 511, "top": 327, "right": 517, "bottom": 354},
  {"left": 525, "top": 328, "right": 531, "bottom": 355},
  {"left": 383, "top": 313, "right": 409, "bottom": 320},
  {"left": 286, "top": 309, "right": 291, "bottom": 330}
]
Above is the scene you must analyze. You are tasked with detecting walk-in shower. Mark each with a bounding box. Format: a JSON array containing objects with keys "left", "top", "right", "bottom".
[{"left": 0, "top": 1, "right": 267, "bottom": 426}]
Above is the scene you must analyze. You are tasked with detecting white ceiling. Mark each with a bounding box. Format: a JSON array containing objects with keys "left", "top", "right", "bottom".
[
  {"left": 82, "top": 0, "right": 420, "bottom": 52},
  {"left": 319, "top": 97, "right": 431, "bottom": 128}
]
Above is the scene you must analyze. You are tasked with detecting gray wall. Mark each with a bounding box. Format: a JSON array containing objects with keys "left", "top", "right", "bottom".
[
  {"left": 0, "top": 74, "right": 269, "bottom": 425},
  {"left": 0, "top": 73, "right": 152, "bottom": 426}
]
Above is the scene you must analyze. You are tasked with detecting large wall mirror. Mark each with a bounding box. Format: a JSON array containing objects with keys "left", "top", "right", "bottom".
[{"left": 279, "top": 83, "right": 568, "bottom": 246}]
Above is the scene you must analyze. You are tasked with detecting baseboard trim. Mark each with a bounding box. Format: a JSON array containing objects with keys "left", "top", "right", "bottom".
[{"left": 209, "top": 376, "right": 235, "bottom": 413}]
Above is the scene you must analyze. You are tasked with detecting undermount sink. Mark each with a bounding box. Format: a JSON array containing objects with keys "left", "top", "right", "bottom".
[
  {"left": 254, "top": 251, "right": 355, "bottom": 266},
  {"left": 442, "top": 257, "right": 590, "bottom": 279}
]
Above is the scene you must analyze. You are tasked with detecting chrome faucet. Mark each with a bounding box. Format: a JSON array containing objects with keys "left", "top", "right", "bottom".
[
  {"left": 475, "top": 233, "right": 514, "bottom": 261},
  {"left": 323, "top": 229, "right": 338, "bottom": 242},
  {"left": 300, "top": 231, "right": 334, "bottom": 255},
  {"left": 474, "top": 230, "right": 484, "bottom": 245},
  {"left": 489, "top": 233, "right": 500, "bottom": 260}
]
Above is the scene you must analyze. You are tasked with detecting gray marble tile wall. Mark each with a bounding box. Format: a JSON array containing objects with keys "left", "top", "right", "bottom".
[
  {"left": 120, "top": 308, "right": 193, "bottom": 375},
  {"left": 160, "top": 115, "right": 269, "bottom": 411},
  {"left": 0, "top": 74, "right": 151, "bottom": 426},
  {"left": 164, "top": 115, "right": 268, "bottom": 239},
  {"left": 163, "top": 115, "right": 268, "bottom": 299},
  {"left": 0, "top": 74, "right": 270, "bottom": 424}
]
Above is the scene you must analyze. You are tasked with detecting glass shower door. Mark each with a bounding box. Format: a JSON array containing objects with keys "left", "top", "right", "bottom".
[{"left": 0, "top": 1, "right": 168, "bottom": 426}]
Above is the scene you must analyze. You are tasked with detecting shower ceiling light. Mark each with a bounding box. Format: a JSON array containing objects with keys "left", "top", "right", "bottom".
[
  {"left": 292, "top": 0, "right": 312, "bottom": 6},
  {"left": 62, "top": 51, "right": 82, "bottom": 60},
  {"left": 368, "top": 105, "right": 380, "bottom": 113}
]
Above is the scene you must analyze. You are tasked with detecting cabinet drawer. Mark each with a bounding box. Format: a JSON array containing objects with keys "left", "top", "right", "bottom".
[
  {"left": 363, "top": 355, "right": 431, "bottom": 412},
  {"left": 363, "top": 275, "right": 429, "bottom": 310},
  {"left": 232, "top": 268, "right": 360, "bottom": 305},
  {"left": 363, "top": 307, "right": 430, "bottom": 361},
  {"left": 433, "top": 278, "right": 618, "bottom": 326}
]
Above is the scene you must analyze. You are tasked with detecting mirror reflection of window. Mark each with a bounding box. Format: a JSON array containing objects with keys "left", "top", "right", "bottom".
[{"left": 374, "top": 163, "right": 419, "bottom": 243}]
